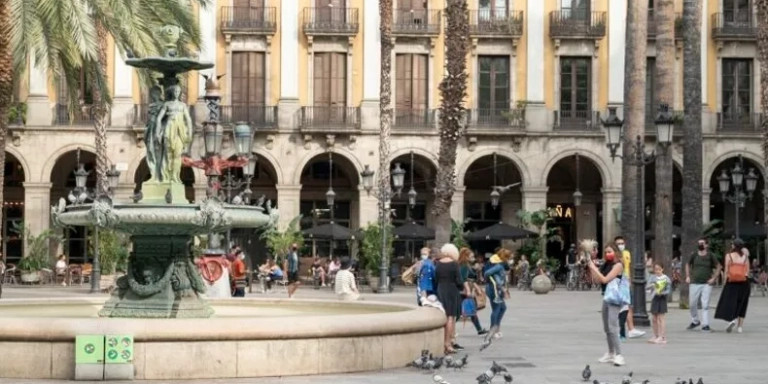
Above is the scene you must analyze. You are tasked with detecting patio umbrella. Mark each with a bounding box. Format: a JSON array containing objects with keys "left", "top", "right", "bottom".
[
  {"left": 393, "top": 221, "right": 435, "bottom": 240},
  {"left": 465, "top": 222, "right": 538, "bottom": 241},
  {"left": 302, "top": 222, "right": 357, "bottom": 241}
]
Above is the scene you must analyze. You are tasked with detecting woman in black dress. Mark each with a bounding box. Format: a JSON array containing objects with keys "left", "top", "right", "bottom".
[
  {"left": 715, "top": 239, "right": 751, "bottom": 333},
  {"left": 435, "top": 243, "right": 464, "bottom": 354}
]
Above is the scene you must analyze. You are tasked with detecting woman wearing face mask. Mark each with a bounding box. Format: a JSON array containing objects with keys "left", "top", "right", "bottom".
[
  {"left": 587, "top": 243, "right": 626, "bottom": 366},
  {"left": 458, "top": 247, "right": 489, "bottom": 336}
]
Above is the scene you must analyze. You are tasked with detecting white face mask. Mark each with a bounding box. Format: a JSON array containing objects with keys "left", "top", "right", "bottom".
[
  {"left": 420, "top": 253, "right": 428, "bottom": 260},
  {"left": 618, "top": 245, "right": 625, "bottom": 252},
  {"left": 239, "top": 254, "right": 245, "bottom": 260}
]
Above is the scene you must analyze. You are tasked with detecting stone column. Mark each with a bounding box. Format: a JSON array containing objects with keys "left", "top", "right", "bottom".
[
  {"left": 602, "top": 188, "right": 623, "bottom": 245},
  {"left": 358, "top": 186, "right": 379, "bottom": 228},
  {"left": 702, "top": 188, "right": 712, "bottom": 224},
  {"left": 700, "top": 0, "right": 708, "bottom": 108},
  {"left": 525, "top": 0, "right": 547, "bottom": 131},
  {"left": 23, "top": 183, "right": 53, "bottom": 237},
  {"left": 450, "top": 187, "right": 466, "bottom": 223},
  {"left": 27, "top": 58, "right": 53, "bottom": 126},
  {"left": 608, "top": 0, "right": 626, "bottom": 110},
  {"left": 360, "top": 0, "right": 381, "bottom": 131},
  {"left": 193, "top": 183, "right": 208, "bottom": 204},
  {"left": 195, "top": 1, "right": 217, "bottom": 124},
  {"left": 278, "top": 0, "right": 301, "bottom": 128},
  {"left": 276, "top": 184, "right": 302, "bottom": 230},
  {"left": 112, "top": 49, "right": 135, "bottom": 127},
  {"left": 521, "top": 186, "right": 548, "bottom": 213},
  {"left": 113, "top": 184, "right": 136, "bottom": 203}
]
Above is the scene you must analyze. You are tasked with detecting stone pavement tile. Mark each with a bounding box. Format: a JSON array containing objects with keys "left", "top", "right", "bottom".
[{"left": 1, "top": 286, "right": 766, "bottom": 383}]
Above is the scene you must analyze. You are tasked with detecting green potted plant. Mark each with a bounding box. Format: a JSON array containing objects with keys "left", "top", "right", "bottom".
[
  {"left": 451, "top": 218, "right": 469, "bottom": 249},
  {"left": 359, "top": 223, "right": 393, "bottom": 292},
  {"left": 17, "top": 227, "right": 61, "bottom": 283},
  {"left": 260, "top": 215, "right": 304, "bottom": 266},
  {"left": 88, "top": 229, "right": 130, "bottom": 288},
  {"left": 517, "top": 208, "right": 559, "bottom": 293}
]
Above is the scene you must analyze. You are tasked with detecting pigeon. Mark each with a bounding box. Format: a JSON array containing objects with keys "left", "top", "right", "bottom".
[
  {"left": 406, "top": 350, "right": 430, "bottom": 368},
  {"left": 165, "top": 188, "right": 173, "bottom": 204},
  {"left": 432, "top": 374, "right": 451, "bottom": 384},
  {"left": 231, "top": 194, "right": 243, "bottom": 205},
  {"left": 582, "top": 364, "right": 592, "bottom": 381},
  {"left": 621, "top": 371, "right": 633, "bottom": 384},
  {"left": 675, "top": 379, "right": 685, "bottom": 384},
  {"left": 502, "top": 373, "right": 514, "bottom": 383},
  {"left": 476, "top": 361, "right": 508, "bottom": 384},
  {"left": 689, "top": 379, "right": 694, "bottom": 384},
  {"left": 696, "top": 379, "right": 703, "bottom": 384},
  {"left": 255, "top": 194, "right": 266, "bottom": 207},
  {"left": 423, "top": 356, "right": 443, "bottom": 371},
  {"left": 448, "top": 354, "right": 468, "bottom": 371}
]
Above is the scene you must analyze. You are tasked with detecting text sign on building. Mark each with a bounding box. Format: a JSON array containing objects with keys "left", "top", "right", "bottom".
[
  {"left": 75, "top": 335, "right": 105, "bottom": 364},
  {"left": 105, "top": 335, "right": 134, "bottom": 364},
  {"left": 547, "top": 204, "right": 574, "bottom": 220}
]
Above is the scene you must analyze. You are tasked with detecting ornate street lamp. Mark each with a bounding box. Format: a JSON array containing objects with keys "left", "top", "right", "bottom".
[
  {"left": 602, "top": 107, "right": 623, "bottom": 160},
  {"left": 406, "top": 152, "right": 417, "bottom": 208},
  {"left": 573, "top": 153, "right": 583, "bottom": 207},
  {"left": 654, "top": 104, "right": 675, "bottom": 146},
  {"left": 489, "top": 152, "right": 521, "bottom": 209},
  {"left": 717, "top": 155, "right": 759, "bottom": 238},
  {"left": 391, "top": 163, "right": 406, "bottom": 195},
  {"left": 361, "top": 165, "right": 375, "bottom": 194},
  {"left": 233, "top": 122, "right": 254, "bottom": 157},
  {"left": 107, "top": 165, "right": 121, "bottom": 191},
  {"left": 326, "top": 152, "right": 336, "bottom": 208},
  {"left": 203, "top": 123, "right": 224, "bottom": 156}
]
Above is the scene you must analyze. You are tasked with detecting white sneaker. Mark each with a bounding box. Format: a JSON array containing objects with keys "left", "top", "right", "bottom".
[
  {"left": 628, "top": 329, "right": 645, "bottom": 338},
  {"left": 726, "top": 321, "right": 736, "bottom": 333},
  {"left": 613, "top": 354, "right": 626, "bottom": 366},
  {"left": 598, "top": 353, "right": 614, "bottom": 363},
  {"left": 737, "top": 327, "right": 743, "bottom": 333},
  {"left": 493, "top": 332, "right": 503, "bottom": 339}
]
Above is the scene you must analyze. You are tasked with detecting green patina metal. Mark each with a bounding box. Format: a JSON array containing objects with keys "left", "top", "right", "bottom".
[{"left": 51, "top": 26, "right": 278, "bottom": 318}]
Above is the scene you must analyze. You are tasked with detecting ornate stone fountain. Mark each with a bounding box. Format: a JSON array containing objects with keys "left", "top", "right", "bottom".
[{"left": 52, "top": 25, "right": 278, "bottom": 318}]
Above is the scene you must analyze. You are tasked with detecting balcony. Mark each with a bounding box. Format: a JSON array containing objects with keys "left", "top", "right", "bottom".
[
  {"left": 299, "top": 106, "right": 360, "bottom": 132},
  {"left": 647, "top": 11, "right": 683, "bottom": 40},
  {"left": 553, "top": 110, "right": 601, "bottom": 131},
  {"left": 392, "top": 9, "right": 441, "bottom": 36},
  {"left": 220, "top": 7, "right": 277, "bottom": 35},
  {"left": 55, "top": 104, "right": 97, "bottom": 125},
  {"left": 466, "top": 108, "right": 526, "bottom": 135},
  {"left": 549, "top": 11, "right": 606, "bottom": 39},
  {"left": 220, "top": 105, "right": 278, "bottom": 130},
  {"left": 393, "top": 108, "right": 436, "bottom": 131},
  {"left": 469, "top": 10, "right": 523, "bottom": 38},
  {"left": 302, "top": 8, "right": 359, "bottom": 37},
  {"left": 717, "top": 112, "right": 762, "bottom": 133},
  {"left": 712, "top": 12, "right": 756, "bottom": 41}
]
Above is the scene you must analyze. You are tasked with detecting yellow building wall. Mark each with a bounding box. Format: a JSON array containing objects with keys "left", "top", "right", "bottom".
[
  {"left": 705, "top": 0, "right": 717, "bottom": 112},
  {"left": 515, "top": 0, "right": 526, "bottom": 102},
  {"left": 216, "top": 0, "right": 229, "bottom": 103},
  {"left": 107, "top": 37, "right": 115, "bottom": 97},
  {"left": 351, "top": 0, "right": 364, "bottom": 105},
  {"left": 543, "top": 0, "right": 556, "bottom": 108},
  {"left": 298, "top": 0, "right": 310, "bottom": 105},
  {"left": 431, "top": 0, "right": 445, "bottom": 107},
  {"left": 270, "top": 0, "right": 282, "bottom": 104},
  {"left": 596, "top": 0, "right": 608, "bottom": 111}
]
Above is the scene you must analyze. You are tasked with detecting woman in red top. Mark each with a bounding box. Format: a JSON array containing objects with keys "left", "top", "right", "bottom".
[{"left": 230, "top": 250, "right": 247, "bottom": 297}]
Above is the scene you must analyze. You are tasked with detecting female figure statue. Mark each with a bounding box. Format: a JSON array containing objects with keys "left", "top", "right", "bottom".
[
  {"left": 155, "top": 84, "right": 193, "bottom": 183},
  {"left": 144, "top": 85, "right": 163, "bottom": 181}
]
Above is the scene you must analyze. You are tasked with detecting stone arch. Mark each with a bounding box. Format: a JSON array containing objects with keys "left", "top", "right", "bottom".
[
  {"left": 390, "top": 147, "right": 439, "bottom": 170},
  {"left": 706, "top": 150, "right": 766, "bottom": 189},
  {"left": 253, "top": 149, "right": 284, "bottom": 185},
  {"left": 5, "top": 147, "right": 30, "bottom": 183},
  {"left": 40, "top": 143, "right": 98, "bottom": 183},
  {"left": 540, "top": 148, "right": 613, "bottom": 188},
  {"left": 457, "top": 148, "right": 531, "bottom": 188},
  {"left": 291, "top": 148, "right": 364, "bottom": 185}
]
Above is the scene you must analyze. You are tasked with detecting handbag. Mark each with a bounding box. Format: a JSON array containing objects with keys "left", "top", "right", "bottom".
[
  {"left": 461, "top": 297, "right": 477, "bottom": 318},
  {"left": 473, "top": 283, "right": 487, "bottom": 310},
  {"left": 727, "top": 254, "right": 748, "bottom": 282},
  {"left": 603, "top": 275, "right": 631, "bottom": 306}
]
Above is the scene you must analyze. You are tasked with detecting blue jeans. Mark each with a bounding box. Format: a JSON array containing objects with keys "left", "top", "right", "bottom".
[{"left": 490, "top": 299, "right": 507, "bottom": 327}]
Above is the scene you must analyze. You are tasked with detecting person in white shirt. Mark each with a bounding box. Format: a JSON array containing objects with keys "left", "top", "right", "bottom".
[
  {"left": 334, "top": 258, "right": 359, "bottom": 301},
  {"left": 55, "top": 254, "right": 68, "bottom": 286}
]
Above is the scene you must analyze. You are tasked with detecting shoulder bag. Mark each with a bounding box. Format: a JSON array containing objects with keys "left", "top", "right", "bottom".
[
  {"left": 727, "top": 254, "right": 748, "bottom": 282},
  {"left": 603, "top": 275, "right": 631, "bottom": 306}
]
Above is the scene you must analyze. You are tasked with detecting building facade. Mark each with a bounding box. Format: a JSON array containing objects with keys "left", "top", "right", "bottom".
[{"left": 6, "top": 0, "right": 765, "bottom": 262}]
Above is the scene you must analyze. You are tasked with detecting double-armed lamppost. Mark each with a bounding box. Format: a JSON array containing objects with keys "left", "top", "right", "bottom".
[
  {"left": 360, "top": 157, "right": 407, "bottom": 293},
  {"left": 68, "top": 149, "right": 121, "bottom": 293},
  {"left": 602, "top": 104, "right": 675, "bottom": 326},
  {"left": 716, "top": 155, "right": 759, "bottom": 239}
]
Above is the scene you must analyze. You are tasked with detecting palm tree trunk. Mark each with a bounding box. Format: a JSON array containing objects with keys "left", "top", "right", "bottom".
[
  {"left": 91, "top": 20, "right": 111, "bottom": 196},
  {"left": 679, "top": 0, "right": 704, "bottom": 308},
  {"left": 433, "top": 0, "right": 469, "bottom": 245},
  {"left": 378, "top": 0, "right": 393, "bottom": 284},
  {"left": 621, "top": 0, "right": 648, "bottom": 271},
  {"left": 654, "top": 0, "right": 676, "bottom": 274},
  {"left": 756, "top": 0, "right": 768, "bottom": 266},
  {"left": 0, "top": 0, "right": 11, "bottom": 263}
]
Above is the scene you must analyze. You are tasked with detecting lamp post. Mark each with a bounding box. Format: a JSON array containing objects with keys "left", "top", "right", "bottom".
[
  {"left": 716, "top": 155, "right": 759, "bottom": 239},
  {"left": 602, "top": 104, "right": 674, "bottom": 327},
  {"left": 489, "top": 153, "right": 521, "bottom": 209},
  {"left": 360, "top": 158, "right": 406, "bottom": 293},
  {"left": 68, "top": 149, "right": 121, "bottom": 293}
]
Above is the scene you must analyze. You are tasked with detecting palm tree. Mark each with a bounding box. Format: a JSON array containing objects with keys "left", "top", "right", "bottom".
[
  {"left": 653, "top": 0, "right": 676, "bottom": 274},
  {"left": 0, "top": 0, "right": 11, "bottom": 261},
  {"left": 620, "top": 0, "right": 648, "bottom": 270},
  {"left": 10, "top": 0, "right": 207, "bottom": 194},
  {"left": 432, "top": 0, "right": 469, "bottom": 244},
  {"left": 679, "top": 0, "right": 704, "bottom": 308},
  {"left": 378, "top": 0, "right": 394, "bottom": 283}
]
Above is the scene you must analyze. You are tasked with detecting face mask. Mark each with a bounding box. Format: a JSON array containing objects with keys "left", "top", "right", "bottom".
[
  {"left": 698, "top": 244, "right": 706, "bottom": 251},
  {"left": 420, "top": 254, "right": 428, "bottom": 260},
  {"left": 604, "top": 253, "right": 615, "bottom": 262},
  {"left": 617, "top": 245, "right": 625, "bottom": 251}
]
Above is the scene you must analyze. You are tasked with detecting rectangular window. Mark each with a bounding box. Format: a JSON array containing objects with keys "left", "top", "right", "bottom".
[
  {"left": 395, "top": 54, "right": 428, "bottom": 122},
  {"left": 646, "top": 57, "right": 656, "bottom": 117},
  {"left": 479, "top": 0, "right": 507, "bottom": 12},
  {"left": 560, "top": 57, "right": 591, "bottom": 120},
  {"left": 722, "top": 59, "right": 752, "bottom": 121},
  {"left": 313, "top": 52, "right": 347, "bottom": 122},
  {"left": 315, "top": 0, "right": 345, "bottom": 24},
  {"left": 233, "top": 0, "right": 264, "bottom": 24},
  {"left": 723, "top": 0, "right": 751, "bottom": 24},
  {"left": 231, "top": 52, "right": 266, "bottom": 106},
  {"left": 561, "top": 0, "right": 590, "bottom": 19},
  {"left": 478, "top": 56, "right": 510, "bottom": 113}
]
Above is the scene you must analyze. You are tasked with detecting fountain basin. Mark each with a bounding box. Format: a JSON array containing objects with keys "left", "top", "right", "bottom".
[{"left": 0, "top": 298, "right": 445, "bottom": 380}]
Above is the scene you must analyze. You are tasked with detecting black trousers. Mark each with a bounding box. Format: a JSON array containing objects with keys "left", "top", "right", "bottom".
[{"left": 619, "top": 309, "right": 628, "bottom": 338}]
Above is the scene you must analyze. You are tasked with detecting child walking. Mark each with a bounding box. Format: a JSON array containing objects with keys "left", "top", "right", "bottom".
[{"left": 647, "top": 263, "right": 672, "bottom": 344}]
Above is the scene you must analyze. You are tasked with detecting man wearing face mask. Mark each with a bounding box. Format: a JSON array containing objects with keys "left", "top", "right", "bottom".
[
  {"left": 416, "top": 247, "right": 436, "bottom": 305},
  {"left": 615, "top": 236, "right": 646, "bottom": 340},
  {"left": 686, "top": 238, "right": 722, "bottom": 332},
  {"left": 284, "top": 243, "right": 301, "bottom": 298}
]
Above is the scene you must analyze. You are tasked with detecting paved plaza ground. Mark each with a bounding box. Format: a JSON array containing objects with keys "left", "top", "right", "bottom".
[{"left": 1, "top": 284, "right": 765, "bottom": 384}]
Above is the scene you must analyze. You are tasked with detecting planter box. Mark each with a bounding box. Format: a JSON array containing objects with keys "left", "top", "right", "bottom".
[{"left": 20, "top": 271, "right": 41, "bottom": 284}]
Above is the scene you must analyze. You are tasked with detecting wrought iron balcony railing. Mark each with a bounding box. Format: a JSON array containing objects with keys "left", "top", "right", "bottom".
[
  {"left": 299, "top": 106, "right": 360, "bottom": 131},
  {"left": 220, "top": 105, "right": 278, "bottom": 129},
  {"left": 717, "top": 112, "right": 762, "bottom": 133},
  {"left": 55, "top": 104, "right": 97, "bottom": 125},
  {"left": 393, "top": 108, "right": 436, "bottom": 130},
  {"left": 712, "top": 12, "right": 756, "bottom": 40},
  {"left": 302, "top": 8, "right": 359, "bottom": 36},
  {"left": 549, "top": 11, "right": 606, "bottom": 39},
  {"left": 220, "top": 7, "right": 277, "bottom": 34},
  {"left": 393, "top": 9, "right": 441, "bottom": 35},
  {"left": 466, "top": 108, "right": 526, "bottom": 133},
  {"left": 469, "top": 10, "right": 523, "bottom": 37},
  {"left": 553, "top": 110, "right": 601, "bottom": 131}
]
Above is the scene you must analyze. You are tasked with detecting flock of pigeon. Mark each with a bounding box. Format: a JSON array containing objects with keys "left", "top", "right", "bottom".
[
  {"left": 407, "top": 350, "right": 513, "bottom": 383},
  {"left": 581, "top": 364, "right": 706, "bottom": 384}
]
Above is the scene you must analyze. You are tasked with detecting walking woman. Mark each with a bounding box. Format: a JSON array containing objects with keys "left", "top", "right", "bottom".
[
  {"left": 481, "top": 249, "right": 512, "bottom": 350},
  {"left": 587, "top": 243, "right": 626, "bottom": 366},
  {"left": 435, "top": 244, "right": 463, "bottom": 354},
  {"left": 715, "top": 239, "right": 751, "bottom": 333},
  {"left": 459, "top": 247, "right": 489, "bottom": 336}
]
